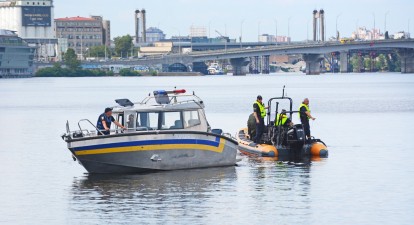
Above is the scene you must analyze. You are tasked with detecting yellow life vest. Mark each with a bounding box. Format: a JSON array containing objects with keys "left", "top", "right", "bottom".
[
  {"left": 255, "top": 101, "right": 266, "bottom": 118},
  {"left": 275, "top": 114, "right": 288, "bottom": 126},
  {"left": 299, "top": 103, "right": 311, "bottom": 119}
]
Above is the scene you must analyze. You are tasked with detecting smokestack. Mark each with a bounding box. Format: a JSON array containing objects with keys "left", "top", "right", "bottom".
[
  {"left": 141, "top": 9, "right": 147, "bottom": 43},
  {"left": 313, "top": 10, "right": 318, "bottom": 41},
  {"left": 135, "top": 10, "right": 140, "bottom": 44},
  {"left": 320, "top": 9, "right": 325, "bottom": 42}
]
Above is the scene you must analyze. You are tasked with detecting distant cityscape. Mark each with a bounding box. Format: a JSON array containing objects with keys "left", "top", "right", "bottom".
[{"left": 0, "top": 0, "right": 411, "bottom": 61}]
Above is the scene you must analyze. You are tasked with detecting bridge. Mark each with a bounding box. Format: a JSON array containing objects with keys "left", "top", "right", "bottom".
[{"left": 35, "top": 39, "right": 414, "bottom": 75}]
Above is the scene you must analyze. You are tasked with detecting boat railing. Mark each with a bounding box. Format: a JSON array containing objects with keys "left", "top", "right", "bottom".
[{"left": 140, "top": 94, "right": 203, "bottom": 106}]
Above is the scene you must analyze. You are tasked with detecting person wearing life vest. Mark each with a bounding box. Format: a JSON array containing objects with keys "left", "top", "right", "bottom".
[
  {"left": 299, "top": 98, "right": 316, "bottom": 139},
  {"left": 253, "top": 95, "right": 268, "bottom": 143},
  {"left": 275, "top": 109, "right": 293, "bottom": 127}
]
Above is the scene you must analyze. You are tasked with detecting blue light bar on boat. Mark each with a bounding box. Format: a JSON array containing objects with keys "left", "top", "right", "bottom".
[{"left": 154, "top": 90, "right": 167, "bottom": 95}]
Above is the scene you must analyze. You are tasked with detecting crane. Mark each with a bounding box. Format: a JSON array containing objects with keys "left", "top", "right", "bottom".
[{"left": 215, "top": 30, "right": 228, "bottom": 52}]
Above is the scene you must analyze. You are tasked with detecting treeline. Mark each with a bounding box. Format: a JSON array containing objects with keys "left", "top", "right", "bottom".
[
  {"left": 35, "top": 48, "right": 142, "bottom": 77},
  {"left": 349, "top": 53, "right": 401, "bottom": 72}
]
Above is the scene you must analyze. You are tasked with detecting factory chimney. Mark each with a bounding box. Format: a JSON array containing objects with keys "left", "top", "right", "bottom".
[
  {"left": 135, "top": 10, "right": 140, "bottom": 44},
  {"left": 320, "top": 9, "right": 325, "bottom": 42},
  {"left": 312, "top": 9, "right": 326, "bottom": 42},
  {"left": 313, "top": 10, "right": 318, "bottom": 41},
  {"left": 141, "top": 9, "right": 147, "bottom": 43}
]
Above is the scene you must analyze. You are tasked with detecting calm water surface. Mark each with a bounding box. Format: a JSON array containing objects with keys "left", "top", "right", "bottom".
[{"left": 0, "top": 73, "right": 413, "bottom": 225}]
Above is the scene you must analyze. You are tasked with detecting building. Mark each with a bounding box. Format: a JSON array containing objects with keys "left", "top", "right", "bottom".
[
  {"left": 0, "top": 29, "right": 35, "bottom": 78},
  {"left": 145, "top": 27, "right": 166, "bottom": 43},
  {"left": 54, "top": 16, "right": 110, "bottom": 58},
  {"left": 351, "top": 27, "right": 384, "bottom": 40},
  {"left": 258, "top": 34, "right": 291, "bottom": 43},
  {"left": 189, "top": 26, "right": 207, "bottom": 37},
  {"left": 0, "top": 0, "right": 56, "bottom": 59},
  {"left": 139, "top": 41, "right": 173, "bottom": 56}
]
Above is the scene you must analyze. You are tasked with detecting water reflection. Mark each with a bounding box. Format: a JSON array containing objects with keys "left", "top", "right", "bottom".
[{"left": 69, "top": 167, "right": 237, "bottom": 224}]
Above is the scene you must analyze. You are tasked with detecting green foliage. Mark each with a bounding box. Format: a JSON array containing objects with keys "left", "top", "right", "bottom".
[
  {"left": 64, "top": 48, "right": 81, "bottom": 70},
  {"left": 89, "top": 45, "right": 111, "bottom": 58},
  {"left": 119, "top": 68, "right": 142, "bottom": 77},
  {"left": 35, "top": 63, "right": 114, "bottom": 77},
  {"left": 375, "top": 54, "right": 387, "bottom": 71},
  {"left": 114, "top": 35, "right": 133, "bottom": 57},
  {"left": 364, "top": 58, "right": 372, "bottom": 70}
]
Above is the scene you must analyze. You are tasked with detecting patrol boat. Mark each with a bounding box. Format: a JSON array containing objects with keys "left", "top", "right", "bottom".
[
  {"left": 236, "top": 87, "right": 328, "bottom": 159},
  {"left": 61, "top": 89, "right": 238, "bottom": 173}
]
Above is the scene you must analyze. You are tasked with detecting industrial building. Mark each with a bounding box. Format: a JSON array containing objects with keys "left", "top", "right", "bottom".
[
  {"left": 0, "top": 29, "right": 35, "bottom": 78},
  {"left": 0, "top": 0, "right": 56, "bottom": 60},
  {"left": 145, "top": 27, "right": 166, "bottom": 43},
  {"left": 54, "top": 16, "right": 110, "bottom": 58}
]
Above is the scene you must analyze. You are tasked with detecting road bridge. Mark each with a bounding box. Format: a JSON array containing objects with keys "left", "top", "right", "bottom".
[{"left": 35, "top": 39, "right": 414, "bottom": 75}]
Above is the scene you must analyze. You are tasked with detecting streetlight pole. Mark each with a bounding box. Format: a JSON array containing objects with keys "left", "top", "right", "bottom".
[
  {"left": 208, "top": 20, "right": 211, "bottom": 39},
  {"left": 373, "top": 13, "right": 376, "bottom": 39},
  {"left": 384, "top": 11, "right": 390, "bottom": 34},
  {"left": 288, "top": 17, "right": 291, "bottom": 44},
  {"left": 307, "top": 19, "right": 310, "bottom": 42},
  {"left": 274, "top": 19, "right": 278, "bottom": 44},
  {"left": 240, "top": 19, "right": 245, "bottom": 49},
  {"left": 336, "top": 13, "right": 342, "bottom": 40}
]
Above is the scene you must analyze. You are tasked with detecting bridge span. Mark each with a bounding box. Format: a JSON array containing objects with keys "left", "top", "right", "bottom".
[{"left": 35, "top": 39, "right": 414, "bottom": 75}]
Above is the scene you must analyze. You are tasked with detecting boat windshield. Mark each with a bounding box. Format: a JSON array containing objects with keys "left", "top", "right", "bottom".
[{"left": 124, "top": 110, "right": 201, "bottom": 131}]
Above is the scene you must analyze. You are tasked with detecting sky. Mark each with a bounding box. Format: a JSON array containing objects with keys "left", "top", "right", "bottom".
[{"left": 54, "top": 0, "right": 413, "bottom": 41}]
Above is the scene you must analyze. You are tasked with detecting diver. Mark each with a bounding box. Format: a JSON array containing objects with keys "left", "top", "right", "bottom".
[
  {"left": 299, "top": 98, "right": 316, "bottom": 139},
  {"left": 253, "top": 95, "right": 268, "bottom": 143}
]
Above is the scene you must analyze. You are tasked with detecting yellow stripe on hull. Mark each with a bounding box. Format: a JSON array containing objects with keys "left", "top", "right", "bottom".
[{"left": 74, "top": 139, "right": 227, "bottom": 156}]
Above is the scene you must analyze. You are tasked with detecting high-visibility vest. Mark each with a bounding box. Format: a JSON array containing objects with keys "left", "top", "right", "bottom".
[
  {"left": 299, "top": 103, "right": 311, "bottom": 119},
  {"left": 255, "top": 101, "right": 266, "bottom": 118},
  {"left": 275, "top": 114, "right": 288, "bottom": 126}
]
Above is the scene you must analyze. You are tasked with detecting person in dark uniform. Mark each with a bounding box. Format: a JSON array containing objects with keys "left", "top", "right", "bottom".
[
  {"left": 299, "top": 98, "right": 316, "bottom": 139},
  {"left": 253, "top": 95, "right": 268, "bottom": 143},
  {"left": 96, "top": 108, "right": 125, "bottom": 135}
]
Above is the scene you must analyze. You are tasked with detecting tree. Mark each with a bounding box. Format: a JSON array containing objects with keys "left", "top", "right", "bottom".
[
  {"left": 364, "top": 57, "right": 372, "bottom": 71},
  {"left": 375, "top": 54, "right": 386, "bottom": 71},
  {"left": 114, "top": 35, "right": 133, "bottom": 57},
  {"left": 89, "top": 45, "right": 110, "bottom": 58},
  {"left": 64, "top": 48, "right": 81, "bottom": 70}
]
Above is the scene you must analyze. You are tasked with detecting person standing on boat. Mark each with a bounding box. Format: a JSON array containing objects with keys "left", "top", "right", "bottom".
[
  {"left": 299, "top": 98, "right": 316, "bottom": 139},
  {"left": 96, "top": 108, "right": 125, "bottom": 135},
  {"left": 253, "top": 95, "right": 268, "bottom": 143}
]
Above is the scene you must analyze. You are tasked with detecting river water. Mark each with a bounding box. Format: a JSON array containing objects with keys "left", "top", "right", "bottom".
[{"left": 0, "top": 73, "right": 413, "bottom": 225}]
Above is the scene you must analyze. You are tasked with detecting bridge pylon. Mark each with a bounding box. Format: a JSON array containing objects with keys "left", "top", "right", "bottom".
[
  {"left": 397, "top": 49, "right": 414, "bottom": 74},
  {"left": 302, "top": 54, "right": 324, "bottom": 75}
]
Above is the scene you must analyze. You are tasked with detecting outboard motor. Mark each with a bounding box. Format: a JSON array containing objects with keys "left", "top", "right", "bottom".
[{"left": 287, "top": 124, "right": 306, "bottom": 148}]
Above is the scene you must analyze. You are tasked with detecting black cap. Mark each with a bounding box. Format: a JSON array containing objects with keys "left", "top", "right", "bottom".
[
  {"left": 257, "top": 95, "right": 263, "bottom": 100},
  {"left": 281, "top": 109, "right": 287, "bottom": 114},
  {"left": 105, "top": 107, "right": 113, "bottom": 113}
]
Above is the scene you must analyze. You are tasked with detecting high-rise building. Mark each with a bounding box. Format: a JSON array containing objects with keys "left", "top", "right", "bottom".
[
  {"left": 258, "top": 34, "right": 291, "bottom": 43},
  {"left": 0, "top": 0, "right": 56, "bottom": 59},
  {"left": 189, "top": 26, "right": 207, "bottom": 37},
  {"left": 55, "top": 16, "right": 110, "bottom": 58}
]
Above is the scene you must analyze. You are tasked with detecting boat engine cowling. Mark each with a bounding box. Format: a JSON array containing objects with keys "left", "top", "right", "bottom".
[{"left": 287, "top": 124, "right": 306, "bottom": 147}]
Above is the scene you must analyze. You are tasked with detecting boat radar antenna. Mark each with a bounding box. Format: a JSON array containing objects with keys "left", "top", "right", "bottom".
[{"left": 282, "top": 85, "right": 286, "bottom": 97}]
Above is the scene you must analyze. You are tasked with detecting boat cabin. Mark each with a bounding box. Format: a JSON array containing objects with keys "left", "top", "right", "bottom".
[{"left": 109, "top": 89, "right": 210, "bottom": 134}]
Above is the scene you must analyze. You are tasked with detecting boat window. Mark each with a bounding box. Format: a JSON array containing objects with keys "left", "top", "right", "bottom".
[
  {"left": 183, "top": 110, "right": 201, "bottom": 128},
  {"left": 137, "top": 112, "right": 159, "bottom": 130},
  {"left": 125, "top": 113, "right": 135, "bottom": 130},
  {"left": 161, "top": 112, "right": 183, "bottom": 130}
]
